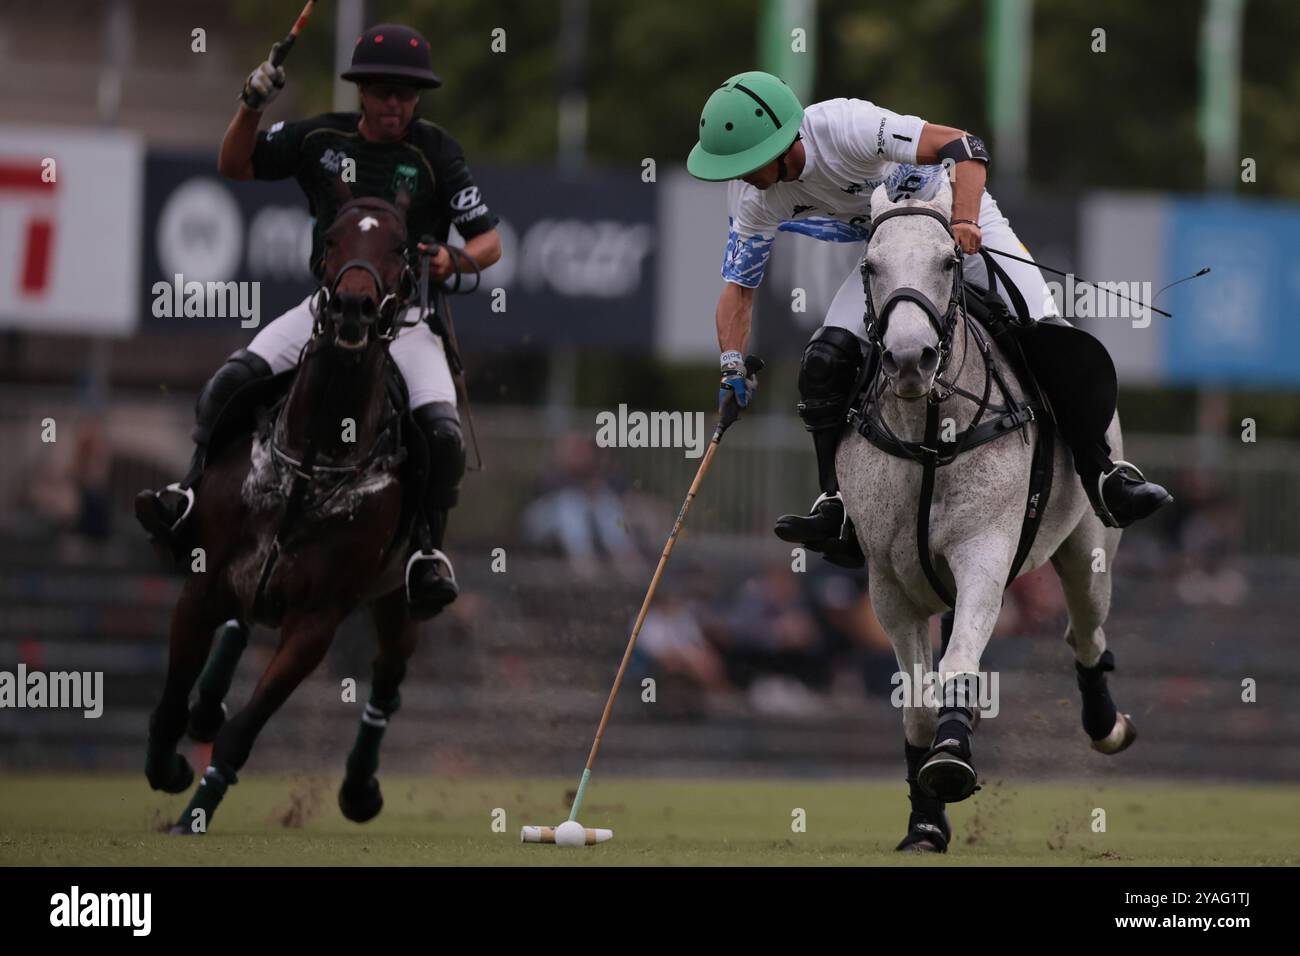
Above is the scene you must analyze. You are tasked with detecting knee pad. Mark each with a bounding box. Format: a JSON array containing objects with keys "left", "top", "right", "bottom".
[
  {"left": 797, "top": 327, "right": 863, "bottom": 432},
  {"left": 413, "top": 401, "right": 465, "bottom": 509},
  {"left": 193, "top": 349, "right": 274, "bottom": 444}
]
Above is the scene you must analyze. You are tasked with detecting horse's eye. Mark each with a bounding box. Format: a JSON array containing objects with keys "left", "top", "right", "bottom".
[{"left": 944, "top": 257, "right": 956, "bottom": 271}]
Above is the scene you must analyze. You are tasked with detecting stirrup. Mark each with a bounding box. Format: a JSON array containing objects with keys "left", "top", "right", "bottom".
[
  {"left": 810, "top": 490, "right": 843, "bottom": 518},
  {"left": 797, "top": 490, "right": 847, "bottom": 535},
  {"left": 161, "top": 483, "right": 196, "bottom": 532},
  {"left": 405, "top": 548, "right": 456, "bottom": 592},
  {"left": 1094, "top": 459, "right": 1145, "bottom": 529}
]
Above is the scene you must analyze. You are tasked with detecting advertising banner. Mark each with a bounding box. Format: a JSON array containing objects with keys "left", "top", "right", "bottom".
[{"left": 0, "top": 126, "right": 143, "bottom": 336}]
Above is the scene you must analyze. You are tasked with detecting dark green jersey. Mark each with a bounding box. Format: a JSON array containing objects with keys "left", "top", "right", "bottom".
[{"left": 251, "top": 112, "right": 498, "bottom": 271}]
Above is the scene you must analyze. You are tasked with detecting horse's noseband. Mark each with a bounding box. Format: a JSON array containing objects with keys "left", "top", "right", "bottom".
[
  {"left": 311, "top": 257, "right": 414, "bottom": 344},
  {"left": 862, "top": 205, "right": 963, "bottom": 375}
]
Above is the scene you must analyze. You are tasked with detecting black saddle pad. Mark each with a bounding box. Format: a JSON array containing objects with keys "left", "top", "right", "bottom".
[
  {"left": 1017, "top": 321, "right": 1117, "bottom": 442},
  {"left": 955, "top": 279, "right": 1116, "bottom": 439}
]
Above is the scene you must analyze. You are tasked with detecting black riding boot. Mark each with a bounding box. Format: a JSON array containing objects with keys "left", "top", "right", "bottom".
[
  {"left": 405, "top": 402, "right": 465, "bottom": 620},
  {"left": 135, "top": 349, "right": 273, "bottom": 556},
  {"left": 1067, "top": 435, "right": 1173, "bottom": 529},
  {"left": 774, "top": 327, "right": 866, "bottom": 568}
]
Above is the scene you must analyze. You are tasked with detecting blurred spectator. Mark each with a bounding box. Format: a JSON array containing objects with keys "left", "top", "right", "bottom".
[
  {"left": 798, "top": 563, "right": 898, "bottom": 697},
  {"left": 23, "top": 410, "right": 112, "bottom": 543},
  {"left": 72, "top": 414, "right": 113, "bottom": 541},
  {"left": 710, "top": 563, "right": 834, "bottom": 715},
  {"left": 1168, "top": 469, "right": 1248, "bottom": 606},
  {"left": 994, "top": 565, "right": 1066, "bottom": 639},
  {"left": 635, "top": 593, "right": 728, "bottom": 689},
  {"left": 521, "top": 433, "right": 646, "bottom": 581}
]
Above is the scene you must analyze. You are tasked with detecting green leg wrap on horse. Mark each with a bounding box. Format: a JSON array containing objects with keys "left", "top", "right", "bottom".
[
  {"left": 344, "top": 691, "right": 400, "bottom": 783},
  {"left": 175, "top": 764, "right": 237, "bottom": 834}
]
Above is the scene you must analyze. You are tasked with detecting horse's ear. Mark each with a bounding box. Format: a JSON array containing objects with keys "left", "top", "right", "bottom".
[
  {"left": 869, "top": 183, "right": 892, "bottom": 220},
  {"left": 394, "top": 183, "right": 411, "bottom": 218}
]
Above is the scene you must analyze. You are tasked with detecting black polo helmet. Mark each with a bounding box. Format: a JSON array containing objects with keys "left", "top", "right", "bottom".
[{"left": 341, "top": 24, "right": 441, "bottom": 89}]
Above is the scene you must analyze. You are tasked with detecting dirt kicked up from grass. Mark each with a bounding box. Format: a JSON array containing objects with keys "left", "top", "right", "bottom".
[{"left": 1, "top": 775, "right": 1296, "bottom": 866}]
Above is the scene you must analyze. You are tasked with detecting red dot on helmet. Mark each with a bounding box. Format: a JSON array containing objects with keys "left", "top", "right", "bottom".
[{"left": 374, "top": 35, "right": 384, "bottom": 43}]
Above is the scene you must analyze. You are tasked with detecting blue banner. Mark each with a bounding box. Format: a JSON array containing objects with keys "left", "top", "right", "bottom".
[{"left": 1164, "top": 198, "right": 1300, "bottom": 386}]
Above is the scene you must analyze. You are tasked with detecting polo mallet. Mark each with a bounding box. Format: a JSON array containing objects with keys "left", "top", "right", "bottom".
[
  {"left": 522, "top": 356, "right": 763, "bottom": 847},
  {"left": 271, "top": 0, "right": 318, "bottom": 67}
]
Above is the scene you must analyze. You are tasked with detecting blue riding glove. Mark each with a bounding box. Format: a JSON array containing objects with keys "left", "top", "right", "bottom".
[{"left": 718, "top": 351, "right": 763, "bottom": 431}]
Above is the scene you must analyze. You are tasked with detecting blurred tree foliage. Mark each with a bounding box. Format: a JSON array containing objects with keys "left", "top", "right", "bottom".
[
  {"left": 225, "top": 0, "right": 1300, "bottom": 432},
  {"left": 233, "top": 0, "right": 1300, "bottom": 198}
]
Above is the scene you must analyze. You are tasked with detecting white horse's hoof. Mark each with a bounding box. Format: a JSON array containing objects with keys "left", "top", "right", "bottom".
[{"left": 1091, "top": 712, "right": 1138, "bottom": 754}]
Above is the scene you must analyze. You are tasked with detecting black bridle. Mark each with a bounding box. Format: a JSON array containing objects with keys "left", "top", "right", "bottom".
[
  {"left": 861, "top": 205, "right": 964, "bottom": 377},
  {"left": 851, "top": 206, "right": 1054, "bottom": 610},
  {"left": 309, "top": 199, "right": 416, "bottom": 346}
]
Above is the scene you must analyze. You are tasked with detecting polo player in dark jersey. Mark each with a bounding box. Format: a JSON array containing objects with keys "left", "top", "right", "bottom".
[{"left": 136, "top": 23, "right": 502, "bottom": 620}]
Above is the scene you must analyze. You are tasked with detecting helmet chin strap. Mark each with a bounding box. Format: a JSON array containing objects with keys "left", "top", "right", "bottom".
[{"left": 775, "top": 133, "right": 803, "bottom": 182}]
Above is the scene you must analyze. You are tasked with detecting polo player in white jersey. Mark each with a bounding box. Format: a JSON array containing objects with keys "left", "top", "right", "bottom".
[{"left": 689, "top": 71, "right": 1171, "bottom": 567}]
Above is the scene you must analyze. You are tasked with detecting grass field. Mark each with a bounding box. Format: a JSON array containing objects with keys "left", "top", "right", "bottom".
[{"left": 1, "top": 774, "right": 1297, "bottom": 866}]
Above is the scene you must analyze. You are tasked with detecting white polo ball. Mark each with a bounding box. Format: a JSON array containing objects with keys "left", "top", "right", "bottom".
[{"left": 554, "top": 820, "right": 586, "bottom": 847}]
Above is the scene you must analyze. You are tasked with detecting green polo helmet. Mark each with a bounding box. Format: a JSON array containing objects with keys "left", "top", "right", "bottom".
[{"left": 687, "top": 71, "right": 804, "bottom": 181}]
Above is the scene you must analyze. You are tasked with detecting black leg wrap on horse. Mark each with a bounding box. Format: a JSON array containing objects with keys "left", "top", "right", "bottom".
[
  {"left": 931, "top": 706, "right": 976, "bottom": 761},
  {"left": 145, "top": 708, "right": 194, "bottom": 793},
  {"left": 1076, "top": 649, "right": 1119, "bottom": 741},
  {"left": 370, "top": 661, "right": 407, "bottom": 713},
  {"left": 174, "top": 763, "right": 238, "bottom": 833},
  {"left": 918, "top": 701, "right": 981, "bottom": 802},
  {"left": 897, "top": 740, "right": 951, "bottom": 852}
]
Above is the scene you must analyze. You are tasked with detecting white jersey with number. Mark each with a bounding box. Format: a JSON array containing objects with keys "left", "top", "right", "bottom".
[{"left": 722, "top": 97, "right": 946, "bottom": 288}]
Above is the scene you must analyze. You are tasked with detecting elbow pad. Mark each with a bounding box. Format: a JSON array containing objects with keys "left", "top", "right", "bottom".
[{"left": 937, "top": 133, "right": 990, "bottom": 166}]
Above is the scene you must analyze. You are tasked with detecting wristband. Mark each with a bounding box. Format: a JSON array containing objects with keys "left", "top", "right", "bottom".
[
  {"left": 720, "top": 350, "right": 743, "bottom": 371},
  {"left": 951, "top": 218, "right": 979, "bottom": 228}
]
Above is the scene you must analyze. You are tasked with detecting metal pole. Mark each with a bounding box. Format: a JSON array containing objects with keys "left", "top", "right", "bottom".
[
  {"left": 758, "top": 0, "right": 817, "bottom": 103},
  {"left": 986, "top": 0, "right": 1032, "bottom": 197},
  {"left": 333, "top": 0, "right": 366, "bottom": 112},
  {"left": 1196, "top": 0, "right": 1244, "bottom": 464},
  {"left": 557, "top": 0, "right": 589, "bottom": 176},
  {"left": 1199, "top": 0, "right": 1245, "bottom": 192},
  {"left": 90, "top": 0, "right": 133, "bottom": 411}
]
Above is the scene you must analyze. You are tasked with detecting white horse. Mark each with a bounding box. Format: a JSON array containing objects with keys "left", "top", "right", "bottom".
[{"left": 837, "top": 179, "right": 1137, "bottom": 853}]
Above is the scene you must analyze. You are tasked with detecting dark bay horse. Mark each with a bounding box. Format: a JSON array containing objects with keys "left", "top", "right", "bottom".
[{"left": 145, "top": 189, "right": 427, "bottom": 833}]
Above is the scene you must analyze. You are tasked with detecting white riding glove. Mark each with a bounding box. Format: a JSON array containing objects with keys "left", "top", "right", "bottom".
[{"left": 240, "top": 44, "right": 286, "bottom": 112}]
